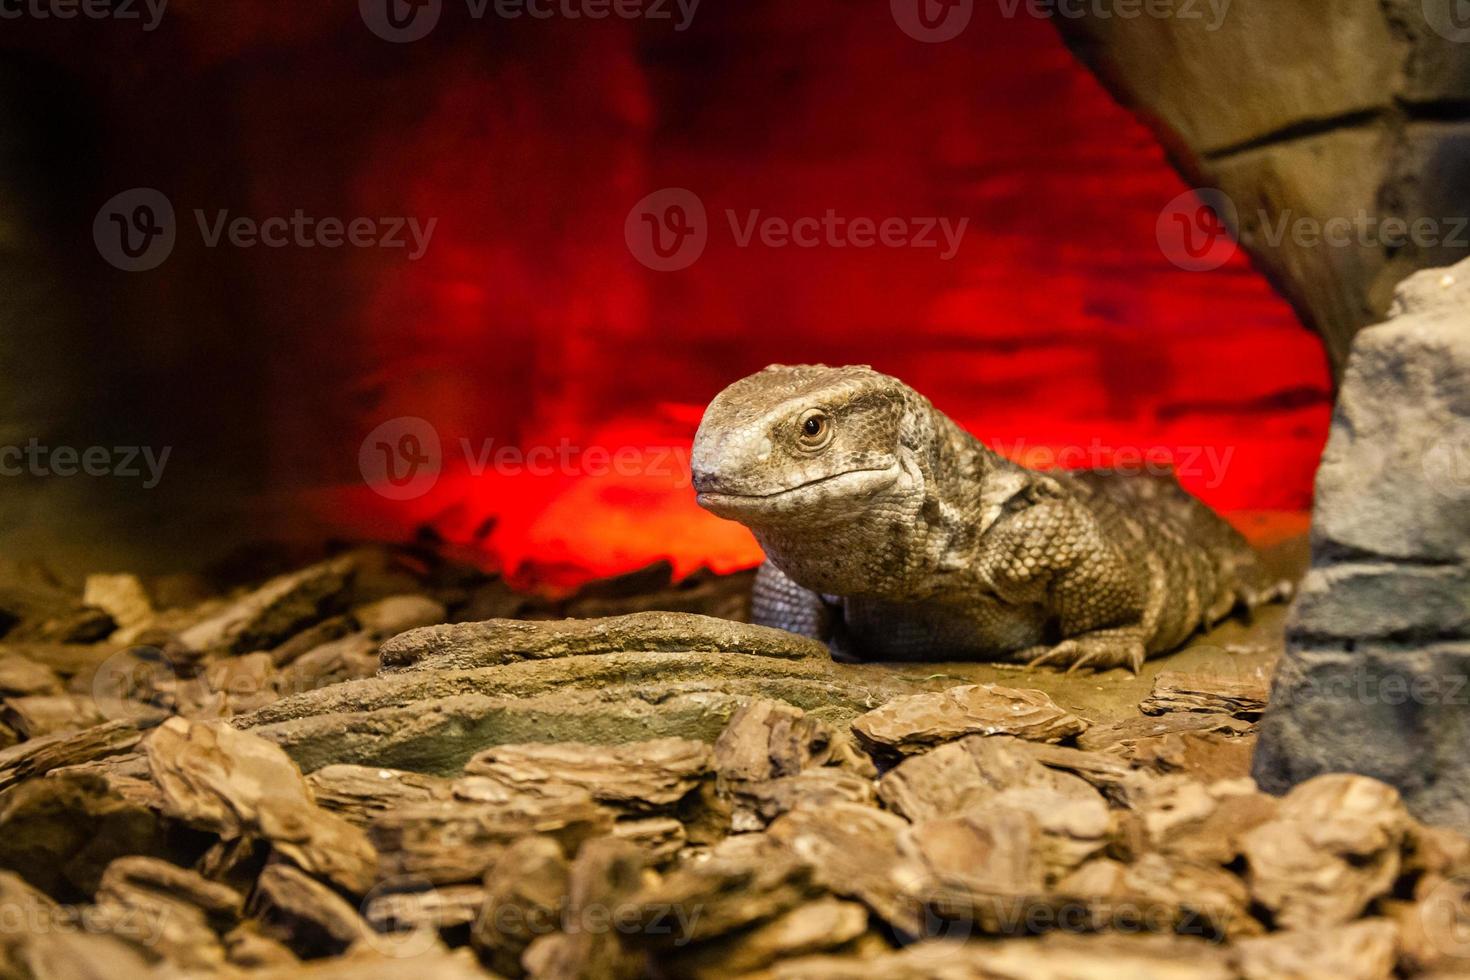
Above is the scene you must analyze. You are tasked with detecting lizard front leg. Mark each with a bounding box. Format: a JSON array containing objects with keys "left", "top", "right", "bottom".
[
  {"left": 985, "top": 496, "right": 1152, "bottom": 674},
  {"left": 751, "top": 560, "right": 854, "bottom": 659}
]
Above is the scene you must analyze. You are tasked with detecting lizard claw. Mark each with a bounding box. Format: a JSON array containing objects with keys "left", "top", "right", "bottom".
[{"left": 1026, "top": 641, "right": 1078, "bottom": 670}]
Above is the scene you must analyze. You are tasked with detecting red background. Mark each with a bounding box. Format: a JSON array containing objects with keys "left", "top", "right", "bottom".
[{"left": 6, "top": 1, "right": 1331, "bottom": 584}]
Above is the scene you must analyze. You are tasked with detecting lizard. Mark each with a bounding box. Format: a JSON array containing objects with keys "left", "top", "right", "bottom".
[{"left": 689, "top": 363, "right": 1289, "bottom": 672}]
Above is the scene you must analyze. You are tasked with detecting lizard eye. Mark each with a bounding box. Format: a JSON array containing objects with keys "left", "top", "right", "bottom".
[{"left": 797, "top": 410, "right": 833, "bottom": 451}]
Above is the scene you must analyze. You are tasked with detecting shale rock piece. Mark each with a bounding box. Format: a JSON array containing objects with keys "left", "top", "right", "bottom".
[
  {"left": 773, "top": 932, "right": 1235, "bottom": 979},
  {"left": 521, "top": 837, "right": 648, "bottom": 980},
  {"left": 0, "top": 771, "right": 176, "bottom": 898},
  {"left": 463, "top": 738, "right": 712, "bottom": 813},
  {"left": 177, "top": 556, "right": 354, "bottom": 656},
  {"left": 1139, "top": 671, "right": 1268, "bottom": 719},
  {"left": 714, "top": 700, "right": 876, "bottom": 830},
  {"left": 1233, "top": 918, "right": 1399, "bottom": 980},
  {"left": 305, "top": 764, "right": 455, "bottom": 826},
  {"left": 1256, "top": 260, "right": 1470, "bottom": 832},
  {"left": 143, "top": 717, "right": 377, "bottom": 894},
  {"left": 472, "top": 835, "right": 570, "bottom": 976},
  {"left": 0, "top": 717, "right": 161, "bottom": 792},
  {"left": 381, "top": 611, "right": 826, "bottom": 671},
  {"left": 767, "top": 802, "right": 929, "bottom": 936},
  {"left": 882, "top": 736, "right": 1113, "bottom": 880},
  {"left": 234, "top": 614, "right": 918, "bottom": 774},
  {"left": 656, "top": 896, "right": 872, "bottom": 979},
  {"left": 252, "top": 863, "right": 365, "bottom": 958},
  {"left": 851, "top": 683, "right": 1089, "bottom": 756},
  {"left": 369, "top": 784, "right": 610, "bottom": 885},
  {"left": 630, "top": 832, "right": 821, "bottom": 944},
  {"left": 1241, "top": 773, "right": 1410, "bottom": 930}
]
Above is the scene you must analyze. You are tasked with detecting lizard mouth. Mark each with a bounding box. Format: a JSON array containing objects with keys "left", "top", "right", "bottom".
[{"left": 694, "top": 464, "right": 902, "bottom": 517}]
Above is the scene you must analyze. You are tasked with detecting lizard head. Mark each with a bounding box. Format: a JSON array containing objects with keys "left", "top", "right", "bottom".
[{"left": 690, "top": 364, "right": 914, "bottom": 528}]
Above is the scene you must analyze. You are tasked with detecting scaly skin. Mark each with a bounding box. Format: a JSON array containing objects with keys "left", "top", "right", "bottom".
[{"left": 690, "top": 364, "right": 1288, "bottom": 672}]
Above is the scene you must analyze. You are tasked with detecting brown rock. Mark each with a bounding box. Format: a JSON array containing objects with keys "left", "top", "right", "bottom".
[
  {"left": 370, "top": 785, "right": 610, "bottom": 885},
  {"left": 521, "top": 837, "right": 648, "bottom": 980},
  {"left": 1233, "top": 919, "right": 1399, "bottom": 980},
  {"left": 0, "top": 650, "right": 62, "bottom": 696},
  {"left": 2, "top": 693, "right": 105, "bottom": 738},
  {"left": 82, "top": 573, "right": 153, "bottom": 641},
  {"left": 629, "top": 833, "right": 819, "bottom": 945},
  {"left": 473, "top": 835, "right": 570, "bottom": 977},
  {"left": 0, "top": 772, "right": 175, "bottom": 898},
  {"left": 850, "top": 684, "right": 1089, "bottom": 756},
  {"left": 767, "top": 802, "right": 929, "bottom": 936},
  {"left": 879, "top": 737, "right": 1112, "bottom": 876},
  {"left": 1241, "top": 773, "right": 1409, "bottom": 930},
  {"left": 306, "top": 763, "right": 455, "bottom": 826},
  {"left": 97, "top": 854, "right": 244, "bottom": 927},
  {"left": 0, "top": 718, "right": 160, "bottom": 792},
  {"left": 1057, "top": 853, "right": 1259, "bottom": 939},
  {"left": 363, "top": 882, "right": 485, "bottom": 935},
  {"left": 463, "top": 738, "right": 712, "bottom": 813},
  {"left": 252, "top": 862, "right": 366, "bottom": 958},
  {"left": 353, "top": 594, "right": 447, "bottom": 640},
  {"left": 727, "top": 769, "right": 877, "bottom": 831},
  {"left": 177, "top": 556, "right": 355, "bottom": 656},
  {"left": 611, "top": 816, "right": 687, "bottom": 864},
  {"left": 143, "top": 717, "right": 377, "bottom": 894},
  {"left": 1138, "top": 671, "right": 1269, "bottom": 719},
  {"left": 1121, "top": 776, "right": 1278, "bottom": 867},
  {"left": 1076, "top": 713, "right": 1253, "bottom": 753},
  {"left": 379, "top": 610, "right": 826, "bottom": 672},
  {"left": 277, "top": 631, "right": 379, "bottom": 695},
  {"left": 662, "top": 896, "right": 871, "bottom": 979},
  {"left": 714, "top": 700, "right": 875, "bottom": 829}
]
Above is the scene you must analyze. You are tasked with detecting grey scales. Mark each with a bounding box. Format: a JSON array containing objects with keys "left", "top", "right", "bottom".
[{"left": 690, "top": 364, "right": 1288, "bottom": 672}]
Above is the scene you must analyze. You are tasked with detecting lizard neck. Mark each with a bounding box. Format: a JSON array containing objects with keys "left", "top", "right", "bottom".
[{"left": 755, "top": 395, "right": 1021, "bottom": 600}]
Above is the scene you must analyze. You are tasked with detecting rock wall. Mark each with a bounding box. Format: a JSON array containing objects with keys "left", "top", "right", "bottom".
[
  {"left": 1055, "top": 0, "right": 1470, "bottom": 377},
  {"left": 1254, "top": 256, "right": 1470, "bottom": 830}
]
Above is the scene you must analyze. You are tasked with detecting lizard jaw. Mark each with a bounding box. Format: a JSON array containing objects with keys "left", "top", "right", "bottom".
[{"left": 694, "top": 463, "right": 903, "bottom": 522}]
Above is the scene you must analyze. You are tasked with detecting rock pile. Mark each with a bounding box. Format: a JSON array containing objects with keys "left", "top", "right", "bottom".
[{"left": 0, "top": 546, "right": 1465, "bottom": 977}]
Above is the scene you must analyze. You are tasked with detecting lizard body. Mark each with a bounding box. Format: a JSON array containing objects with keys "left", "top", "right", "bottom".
[{"left": 690, "top": 364, "right": 1286, "bottom": 672}]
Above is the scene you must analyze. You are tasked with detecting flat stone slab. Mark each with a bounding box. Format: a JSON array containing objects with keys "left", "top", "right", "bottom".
[{"left": 379, "top": 611, "right": 828, "bottom": 672}]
